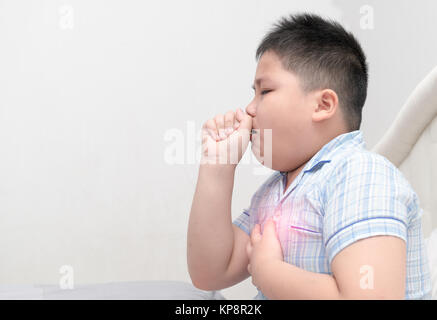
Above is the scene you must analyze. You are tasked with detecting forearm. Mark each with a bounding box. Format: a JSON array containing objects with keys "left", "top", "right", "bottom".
[
  {"left": 187, "top": 163, "right": 236, "bottom": 287},
  {"left": 258, "top": 260, "right": 341, "bottom": 300}
]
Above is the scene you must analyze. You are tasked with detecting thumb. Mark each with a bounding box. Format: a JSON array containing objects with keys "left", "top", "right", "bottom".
[
  {"left": 250, "top": 224, "right": 262, "bottom": 243},
  {"left": 263, "top": 218, "right": 278, "bottom": 238},
  {"left": 236, "top": 108, "right": 253, "bottom": 132}
]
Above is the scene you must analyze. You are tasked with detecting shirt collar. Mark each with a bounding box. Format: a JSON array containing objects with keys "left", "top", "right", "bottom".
[{"left": 279, "top": 130, "right": 365, "bottom": 177}]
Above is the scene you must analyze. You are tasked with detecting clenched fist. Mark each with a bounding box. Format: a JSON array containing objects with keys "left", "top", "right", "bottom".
[{"left": 200, "top": 108, "right": 253, "bottom": 166}]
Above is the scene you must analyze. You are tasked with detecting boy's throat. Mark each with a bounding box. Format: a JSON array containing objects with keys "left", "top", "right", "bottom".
[{"left": 283, "top": 161, "right": 308, "bottom": 194}]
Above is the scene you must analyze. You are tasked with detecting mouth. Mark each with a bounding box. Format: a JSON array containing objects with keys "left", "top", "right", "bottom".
[{"left": 250, "top": 129, "right": 257, "bottom": 141}]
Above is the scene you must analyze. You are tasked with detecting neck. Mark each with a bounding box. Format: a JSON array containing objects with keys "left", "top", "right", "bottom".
[{"left": 285, "top": 160, "right": 309, "bottom": 190}]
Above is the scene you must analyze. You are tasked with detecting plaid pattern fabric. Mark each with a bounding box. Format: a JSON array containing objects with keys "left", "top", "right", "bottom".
[{"left": 233, "top": 130, "right": 432, "bottom": 299}]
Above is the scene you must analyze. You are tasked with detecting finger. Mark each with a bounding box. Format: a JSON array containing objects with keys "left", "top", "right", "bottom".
[
  {"left": 201, "top": 128, "right": 218, "bottom": 143},
  {"left": 209, "top": 129, "right": 219, "bottom": 141},
  {"left": 263, "top": 218, "right": 278, "bottom": 238},
  {"left": 250, "top": 224, "right": 261, "bottom": 243},
  {"left": 236, "top": 108, "right": 244, "bottom": 122},
  {"left": 214, "top": 114, "right": 226, "bottom": 140},
  {"left": 235, "top": 108, "right": 253, "bottom": 143},
  {"left": 201, "top": 131, "right": 213, "bottom": 145},
  {"left": 224, "top": 110, "right": 235, "bottom": 136},
  {"left": 233, "top": 119, "right": 240, "bottom": 130},
  {"left": 203, "top": 119, "right": 220, "bottom": 141}
]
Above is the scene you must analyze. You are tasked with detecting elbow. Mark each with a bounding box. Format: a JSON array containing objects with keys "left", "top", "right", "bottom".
[
  {"left": 190, "top": 276, "right": 221, "bottom": 291},
  {"left": 188, "top": 263, "right": 228, "bottom": 291},
  {"left": 189, "top": 271, "right": 227, "bottom": 291},
  {"left": 188, "top": 272, "right": 208, "bottom": 290},
  {"left": 188, "top": 269, "right": 218, "bottom": 291},
  {"left": 191, "top": 279, "right": 214, "bottom": 291}
]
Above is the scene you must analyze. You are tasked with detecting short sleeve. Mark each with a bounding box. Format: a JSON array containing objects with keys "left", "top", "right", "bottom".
[
  {"left": 232, "top": 208, "right": 250, "bottom": 236},
  {"left": 323, "top": 153, "right": 414, "bottom": 266}
]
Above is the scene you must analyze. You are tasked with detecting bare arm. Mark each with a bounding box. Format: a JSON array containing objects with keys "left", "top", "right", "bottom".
[
  {"left": 332, "top": 235, "right": 406, "bottom": 299},
  {"left": 187, "top": 109, "right": 252, "bottom": 290},
  {"left": 187, "top": 164, "right": 236, "bottom": 290},
  {"left": 255, "top": 235, "right": 405, "bottom": 299}
]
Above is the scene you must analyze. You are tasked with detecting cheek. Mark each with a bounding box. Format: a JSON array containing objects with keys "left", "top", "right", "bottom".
[
  {"left": 250, "top": 124, "right": 289, "bottom": 168},
  {"left": 257, "top": 94, "right": 299, "bottom": 130},
  {"left": 253, "top": 96, "right": 303, "bottom": 167}
]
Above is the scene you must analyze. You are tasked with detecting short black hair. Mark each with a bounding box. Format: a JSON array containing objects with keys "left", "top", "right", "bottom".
[{"left": 256, "top": 13, "right": 368, "bottom": 131}]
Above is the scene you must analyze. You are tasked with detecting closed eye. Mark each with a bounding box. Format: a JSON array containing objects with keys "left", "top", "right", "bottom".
[{"left": 261, "top": 90, "right": 272, "bottom": 95}]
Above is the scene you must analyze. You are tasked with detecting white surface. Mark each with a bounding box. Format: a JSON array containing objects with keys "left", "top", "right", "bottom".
[{"left": 0, "top": 281, "right": 225, "bottom": 300}]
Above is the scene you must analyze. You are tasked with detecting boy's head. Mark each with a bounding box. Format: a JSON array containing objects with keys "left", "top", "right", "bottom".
[{"left": 247, "top": 13, "right": 368, "bottom": 172}]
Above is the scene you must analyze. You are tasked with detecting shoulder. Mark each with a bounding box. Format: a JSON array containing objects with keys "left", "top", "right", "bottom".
[
  {"left": 324, "top": 149, "right": 421, "bottom": 221},
  {"left": 334, "top": 148, "right": 392, "bottom": 170},
  {"left": 328, "top": 149, "right": 411, "bottom": 188}
]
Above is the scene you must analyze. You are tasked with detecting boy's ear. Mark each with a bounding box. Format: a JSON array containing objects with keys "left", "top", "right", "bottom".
[{"left": 312, "top": 89, "right": 339, "bottom": 122}]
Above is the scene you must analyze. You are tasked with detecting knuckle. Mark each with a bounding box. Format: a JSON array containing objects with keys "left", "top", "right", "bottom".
[
  {"left": 225, "top": 111, "right": 234, "bottom": 121},
  {"left": 205, "top": 119, "right": 215, "bottom": 128},
  {"left": 225, "top": 110, "right": 234, "bottom": 119}
]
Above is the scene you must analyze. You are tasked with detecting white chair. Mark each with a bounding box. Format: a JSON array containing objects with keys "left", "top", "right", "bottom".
[{"left": 372, "top": 65, "right": 437, "bottom": 300}]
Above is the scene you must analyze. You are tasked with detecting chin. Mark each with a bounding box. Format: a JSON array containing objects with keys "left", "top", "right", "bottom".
[{"left": 250, "top": 143, "right": 275, "bottom": 169}]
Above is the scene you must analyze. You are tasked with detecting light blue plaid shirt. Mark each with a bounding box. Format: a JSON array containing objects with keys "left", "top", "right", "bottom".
[{"left": 233, "top": 130, "right": 432, "bottom": 299}]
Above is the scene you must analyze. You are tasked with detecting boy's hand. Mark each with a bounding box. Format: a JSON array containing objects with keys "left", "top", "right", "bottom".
[
  {"left": 200, "top": 108, "right": 253, "bottom": 166},
  {"left": 246, "top": 218, "right": 284, "bottom": 288}
]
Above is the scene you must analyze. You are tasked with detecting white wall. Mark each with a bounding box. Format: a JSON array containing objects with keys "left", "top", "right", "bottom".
[{"left": 0, "top": 0, "right": 436, "bottom": 299}]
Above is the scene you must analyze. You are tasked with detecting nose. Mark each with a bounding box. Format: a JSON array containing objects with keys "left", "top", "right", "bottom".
[{"left": 245, "top": 100, "right": 256, "bottom": 117}]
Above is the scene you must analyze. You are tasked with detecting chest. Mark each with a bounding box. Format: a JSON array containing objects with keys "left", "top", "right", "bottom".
[{"left": 250, "top": 182, "right": 331, "bottom": 274}]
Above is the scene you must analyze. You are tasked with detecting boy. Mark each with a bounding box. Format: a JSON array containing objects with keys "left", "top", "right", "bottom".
[{"left": 187, "top": 13, "right": 432, "bottom": 299}]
